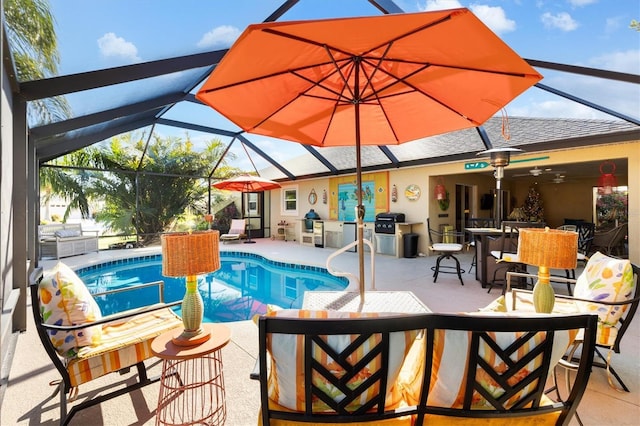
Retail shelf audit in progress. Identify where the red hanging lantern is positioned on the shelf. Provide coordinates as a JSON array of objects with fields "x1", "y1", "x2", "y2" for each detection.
[
  {"x1": 434, "y1": 177, "x2": 447, "y2": 200},
  {"x1": 597, "y1": 161, "x2": 618, "y2": 195}
]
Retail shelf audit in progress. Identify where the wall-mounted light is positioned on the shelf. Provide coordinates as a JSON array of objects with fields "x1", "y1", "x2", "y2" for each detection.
[
  {"x1": 434, "y1": 177, "x2": 447, "y2": 200},
  {"x1": 597, "y1": 160, "x2": 618, "y2": 195}
]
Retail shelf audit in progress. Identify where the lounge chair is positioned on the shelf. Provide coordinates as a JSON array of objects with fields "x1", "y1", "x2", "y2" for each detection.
[
  {"x1": 220, "y1": 219, "x2": 246, "y2": 243},
  {"x1": 30, "y1": 263, "x2": 183, "y2": 425}
]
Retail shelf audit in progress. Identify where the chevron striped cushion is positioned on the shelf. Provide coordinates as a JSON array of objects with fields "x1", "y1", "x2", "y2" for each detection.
[
  {"x1": 67, "y1": 308, "x2": 182, "y2": 387},
  {"x1": 264, "y1": 309, "x2": 419, "y2": 413},
  {"x1": 399, "y1": 316, "x2": 576, "y2": 410}
]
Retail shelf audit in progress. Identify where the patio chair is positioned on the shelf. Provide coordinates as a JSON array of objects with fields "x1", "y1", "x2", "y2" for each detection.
[
  {"x1": 427, "y1": 218, "x2": 465, "y2": 285},
  {"x1": 508, "y1": 253, "x2": 639, "y2": 392},
  {"x1": 414, "y1": 313, "x2": 597, "y2": 425},
  {"x1": 590, "y1": 222, "x2": 628, "y2": 257},
  {"x1": 465, "y1": 217, "x2": 496, "y2": 274},
  {"x1": 220, "y1": 218, "x2": 246, "y2": 243},
  {"x1": 256, "y1": 310, "x2": 429, "y2": 425},
  {"x1": 30, "y1": 263, "x2": 182, "y2": 425},
  {"x1": 564, "y1": 222, "x2": 595, "y2": 283},
  {"x1": 488, "y1": 221, "x2": 545, "y2": 294}
]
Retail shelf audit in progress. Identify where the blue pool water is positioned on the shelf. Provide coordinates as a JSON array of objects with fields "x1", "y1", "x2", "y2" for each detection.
[{"x1": 76, "y1": 252, "x2": 348, "y2": 323}]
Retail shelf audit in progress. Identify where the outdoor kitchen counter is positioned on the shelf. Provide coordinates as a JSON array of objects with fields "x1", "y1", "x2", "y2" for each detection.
[{"x1": 320, "y1": 220, "x2": 423, "y2": 257}]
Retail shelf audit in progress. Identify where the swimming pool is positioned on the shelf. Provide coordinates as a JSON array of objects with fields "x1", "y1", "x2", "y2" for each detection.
[{"x1": 76, "y1": 252, "x2": 348, "y2": 323}]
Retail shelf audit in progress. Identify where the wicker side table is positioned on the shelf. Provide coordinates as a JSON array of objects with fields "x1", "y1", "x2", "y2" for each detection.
[{"x1": 151, "y1": 323, "x2": 231, "y2": 426}]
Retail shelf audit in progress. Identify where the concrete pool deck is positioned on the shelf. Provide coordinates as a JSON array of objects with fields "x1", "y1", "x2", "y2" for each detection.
[{"x1": 2, "y1": 239, "x2": 639, "y2": 425}]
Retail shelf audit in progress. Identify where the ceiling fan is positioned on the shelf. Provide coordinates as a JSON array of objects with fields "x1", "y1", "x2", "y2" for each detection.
[
  {"x1": 552, "y1": 173, "x2": 565, "y2": 184},
  {"x1": 512, "y1": 166, "x2": 566, "y2": 178}
]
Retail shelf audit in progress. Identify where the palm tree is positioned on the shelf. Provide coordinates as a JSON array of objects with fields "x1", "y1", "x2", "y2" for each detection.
[{"x1": 3, "y1": 0, "x2": 71, "y2": 123}]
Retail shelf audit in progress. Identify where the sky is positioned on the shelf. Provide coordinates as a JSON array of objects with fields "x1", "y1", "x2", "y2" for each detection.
[{"x1": 45, "y1": 0, "x2": 639, "y2": 171}]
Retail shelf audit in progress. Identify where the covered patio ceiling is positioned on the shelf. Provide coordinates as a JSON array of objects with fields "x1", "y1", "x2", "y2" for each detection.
[{"x1": 10, "y1": 0, "x2": 640, "y2": 182}]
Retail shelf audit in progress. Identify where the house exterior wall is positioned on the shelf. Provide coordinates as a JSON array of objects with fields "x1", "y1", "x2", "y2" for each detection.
[
  {"x1": 270, "y1": 141, "x2": 639, "y2": 264},
  {"x1": 1, "y1": 45, "x2": 16, "y2": 379}
]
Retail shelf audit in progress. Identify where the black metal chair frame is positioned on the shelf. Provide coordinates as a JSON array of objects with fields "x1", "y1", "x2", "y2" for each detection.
[
  {"x1": 488, "y1": 220, "x2": 545, "y2": 294},
  {"x1": 590, "y1": 223, "x2": 628, "y2": 257},
  {"x1": 29, "y1": 267, "x2": 181, "y2": 426},
  {"x1": 509, "y1": 262, "x2": 640, "y2": 393},
  {"x1": 257, "y1": 313, "x2": 597, "y2": 426},
  {"x1": 257, "y1": 314, "x2": 430, "y2": 424},
  {"x1": 427, "y1": 218, "x2": 465, "y2": 286},
  {"x1": 465, "y1": 218, "x2": 496, "y2": 274},
  {"x1": 560, "y1": 222, "x2": 595, "y2": 287}
]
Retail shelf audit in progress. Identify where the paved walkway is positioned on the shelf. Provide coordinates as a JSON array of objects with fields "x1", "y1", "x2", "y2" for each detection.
[{"x1": 2, "y1": 239, "x2": 638, "y2": 425}]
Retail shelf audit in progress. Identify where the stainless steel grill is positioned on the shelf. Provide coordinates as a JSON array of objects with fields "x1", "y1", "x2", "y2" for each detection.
[{"x1": 374, "y1": 213, "x2": 405, "y2": 234}]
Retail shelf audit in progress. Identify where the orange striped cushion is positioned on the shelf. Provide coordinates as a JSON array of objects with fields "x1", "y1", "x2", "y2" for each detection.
[
  {"x1": 265, "y1": 309, "x2": 419, "y2": 413},
  {"x1": 399, "y1": 320, "x2": 576, "y2": 409},
  {"x1": 67, "y1": 308, "x2": 182, "y2": 387}
]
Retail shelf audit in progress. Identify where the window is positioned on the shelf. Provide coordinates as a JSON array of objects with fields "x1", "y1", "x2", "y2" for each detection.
[
  {"x1": 281, "y1": 185, "x2": 298, "y2": 216},
  {"x1": 593, "y1": 186, "x2": 628, "y2": 229}
]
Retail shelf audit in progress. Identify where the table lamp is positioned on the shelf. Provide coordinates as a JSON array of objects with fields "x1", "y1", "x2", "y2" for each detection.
[
  {"x1": 161, "y1": 230, "x2": 220, "y2": 346},
  {"x1": 518, "y1": 227, "x2": 578, "y2": 313}
]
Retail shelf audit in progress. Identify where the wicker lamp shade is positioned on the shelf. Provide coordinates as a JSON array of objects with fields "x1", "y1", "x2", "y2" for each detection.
[
  {"x1": 518, "y1": 228, "x2": 578, "y2": 270},
  {"x1": 518, "y1": 227, "x2": 578, "y2": 313},
  {"x1": 161, "y1": 230, "x2": 220, "y2": 346},
  {"x1": 162, "y1": 230, "x2": 220, "y2": 277}
]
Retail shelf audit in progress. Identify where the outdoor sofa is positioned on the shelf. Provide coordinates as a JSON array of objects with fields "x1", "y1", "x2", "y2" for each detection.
[{"x1": 39, "y1": 223, "x2": 99, "y2": 259}]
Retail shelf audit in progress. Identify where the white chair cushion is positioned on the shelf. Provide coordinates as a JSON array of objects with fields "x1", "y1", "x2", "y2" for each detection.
[
  {"x1": 432, "y1": 243, "x2": 462, "y2": 252},
  {"x1": 490, "y1": 250, "x2": 520, "y2": 262}
]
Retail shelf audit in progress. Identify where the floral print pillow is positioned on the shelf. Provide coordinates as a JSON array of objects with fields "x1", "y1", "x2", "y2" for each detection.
[
  {"x1": 39, "y1": 262, "x2": 103, "y2": 358},
  {"x1": 573, "y1": 251, "x2": 635, "y2": 346}
]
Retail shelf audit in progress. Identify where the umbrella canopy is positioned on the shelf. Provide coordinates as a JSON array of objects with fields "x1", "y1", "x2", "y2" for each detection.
[
  {"x1": 213, "y1": 175, "x2": 280, "y2": 243},
  {"x1": 197, "y1": 8, "x2": 543, "y2": 300},
  {"x1": 212, "y1": 175, "x2": 281, "y2": 192}
]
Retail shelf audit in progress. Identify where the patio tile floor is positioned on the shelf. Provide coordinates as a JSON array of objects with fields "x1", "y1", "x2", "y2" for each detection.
[{"x1": 2, "y1": 239, "x2": 638, "y2": 425}]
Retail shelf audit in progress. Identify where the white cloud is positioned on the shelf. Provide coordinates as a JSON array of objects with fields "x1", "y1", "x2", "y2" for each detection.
[
  {"x1": 418, "y1": 1, "x2": 516, "y2": 34},
  {"x1": 420, "y1": 0, "x2": 463, "y2": 11},
  {"x1": 469, "y1": 5, "x2": 516, "y2": 34},
  {"x1": 567, "y1": 0, "x2": 597, "y2": 7},
  {"x1": 541, "y1": 12, "x2": 579, "y2": 31},
  {"x1": 510, "y1": 67, "x2": 639, "y2": 120},
  {"x1": 97, "y1": 33, "x2": 141, "y2": 62},
  {"x1": 197, "y1": 25, "x2": 241, "y2": 49},
  {"x1": 510, "y1": 99, "x2": 608, "y2": 119},
  {"x1": 590, "y1": 49, "x2": 640, "y2": 74}
]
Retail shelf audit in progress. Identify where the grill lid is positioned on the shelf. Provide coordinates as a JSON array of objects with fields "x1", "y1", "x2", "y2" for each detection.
[{"x1": 375, "y1": 212, "x2": 405, "y2": 222}]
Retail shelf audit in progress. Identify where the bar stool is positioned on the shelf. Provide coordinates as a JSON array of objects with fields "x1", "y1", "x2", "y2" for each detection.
[{"x1": 427, "y1": 218, "x2": 464, "y2": 285}]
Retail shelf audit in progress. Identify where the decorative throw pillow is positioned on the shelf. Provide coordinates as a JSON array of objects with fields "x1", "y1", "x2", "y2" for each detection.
[
  {"x1": 55, "y1": 229, "x2": 82, "y2": 238},
  {"x1": 478, "y1": 295, "x2": 507, "y2": 312},
  {"x1": 264, "y1": 309, "x2": 419, "y2": 412},
  {"x1": 39, "y1": 262, "x2": 103, "y2": 358},
  {"x1": 573, "y1": 251, "x2": 635, "y2": 346},
  {"x1": 399, "y1": 312, "x2": 576, "y2": 409}
]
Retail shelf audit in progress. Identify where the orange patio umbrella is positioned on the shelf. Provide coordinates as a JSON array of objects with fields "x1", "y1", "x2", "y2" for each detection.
[
  {"x1": 196, "y1": 8, "x2": 543, "y2": 301},
  {"x1": 212, "y1": 175, "x2": 281, "y2": 243}
]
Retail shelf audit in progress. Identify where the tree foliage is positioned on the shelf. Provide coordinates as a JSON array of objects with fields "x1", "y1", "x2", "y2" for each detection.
[
  {"x1": 3, "y1": 0, "x2": 71, "y2": 124},
  {"x1": 41, "y1": 132, "x2": 240, "y2": 243}
]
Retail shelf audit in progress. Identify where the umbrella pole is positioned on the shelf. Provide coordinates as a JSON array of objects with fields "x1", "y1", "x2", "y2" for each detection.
[
  {"x1": 243, "y1": 185, "x2": 256, "y2": 244},
  {"x1": 355, "y1": 111, "x2": 365, "y2": 305},
  {"x1": 353, "y1": 61, "x2": 366, "y2": 305}
]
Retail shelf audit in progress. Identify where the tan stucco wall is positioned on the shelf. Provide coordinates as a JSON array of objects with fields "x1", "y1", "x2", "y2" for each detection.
[{"x1": 271, "y1": 140, "x2": 639, "y2": 264}]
